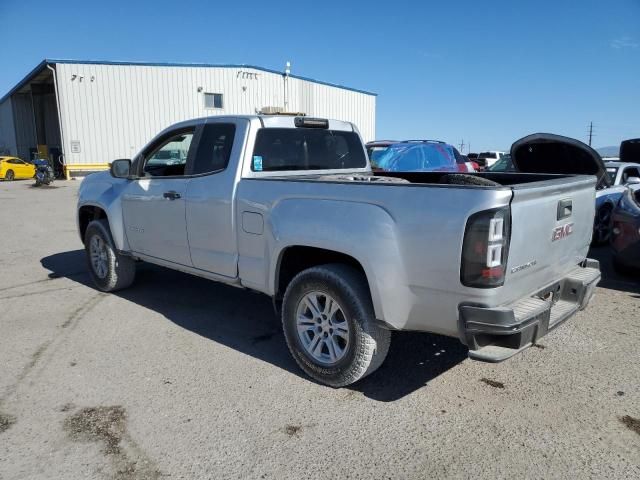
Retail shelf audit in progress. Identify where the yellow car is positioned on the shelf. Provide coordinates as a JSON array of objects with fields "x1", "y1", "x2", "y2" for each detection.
[{"x1": 0, "y1": 156, "x2": 36, "y2": 181}]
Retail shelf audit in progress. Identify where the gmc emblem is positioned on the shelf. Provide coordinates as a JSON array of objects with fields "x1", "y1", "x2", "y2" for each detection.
[{"x1": 551, "y1": 223, "x2": 574, "y2": 242}]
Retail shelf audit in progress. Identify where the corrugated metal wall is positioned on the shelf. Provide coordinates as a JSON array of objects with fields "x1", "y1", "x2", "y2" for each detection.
[
  {"x1": 0, "y1": 99, "x2": 17, "y2": 155},
  {"x1": 55, "y1": 63, "x2": 376, "y2": 166}
]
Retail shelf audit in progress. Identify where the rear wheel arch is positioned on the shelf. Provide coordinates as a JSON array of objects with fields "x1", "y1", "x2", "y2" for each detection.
[{"x1": 274, "y1": 246, "x2": 380, "y2": 315}]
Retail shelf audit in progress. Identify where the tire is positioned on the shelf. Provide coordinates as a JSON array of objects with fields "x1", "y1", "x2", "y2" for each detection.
[
  {"x1": 439, "y1": 173, "x2": 501, "y2": 187},
  {"x1": 592, "y1": 203, "x2": 613, "y2": 246},
  {"x1": 281, "y1": 263, "x2": 391, "y2": 387},
  {"x1": 5, "y1": 169, "x2": 14, "y2": 181},
  {"x1": 84, "y1": 219, "x2": 136, "y2": 292}
]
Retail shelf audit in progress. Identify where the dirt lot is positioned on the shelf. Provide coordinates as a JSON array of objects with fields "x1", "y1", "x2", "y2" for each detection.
[{"x1": 0, "y1": 179, "x2": 639, "y2": 479}]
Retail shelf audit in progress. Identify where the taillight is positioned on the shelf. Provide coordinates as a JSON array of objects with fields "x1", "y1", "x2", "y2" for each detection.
[
  {"x1": 457, "y1": 163, "x2": 469, "y2": 172},
  {"x1": 461, "y1": 207, "x2": 511, "y2": 288}
]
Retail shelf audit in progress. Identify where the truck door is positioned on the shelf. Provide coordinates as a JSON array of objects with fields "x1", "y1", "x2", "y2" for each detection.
[
  {"x1": 121, "y1": 127, "x2": 196, "y2": 266},
  {"x1": 185, "y1": 119, "x2": 247, "y2": 278}
]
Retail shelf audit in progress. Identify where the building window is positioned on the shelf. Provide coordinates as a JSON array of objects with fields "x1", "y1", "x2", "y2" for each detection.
[{"x1": 204, "y1": 93, "x2": 223, "y2": 109}]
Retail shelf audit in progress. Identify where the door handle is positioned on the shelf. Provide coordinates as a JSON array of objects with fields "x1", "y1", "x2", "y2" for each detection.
[
  {"x1": 557, "y1": 198, "x2": 572, "y2": 220},
  {"x1": 163, "y1": 191, "x2": 181, "y2": 200}
]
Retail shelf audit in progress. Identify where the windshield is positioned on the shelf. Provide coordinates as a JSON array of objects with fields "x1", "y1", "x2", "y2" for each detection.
[
  {"x1": 487, "y1": 154, "x2": 514, "y2": 172},
  {"x1": 252, "y1": 128, "x2": 366, "y2": 171},
  {"x1": 606, "y1": 167, "x2": 618, "y2": 183},
  {"x1": 369, "y1": 143, "x2": 457, "y2": 171}
]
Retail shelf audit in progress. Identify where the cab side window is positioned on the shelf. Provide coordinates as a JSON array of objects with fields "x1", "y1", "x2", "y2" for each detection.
[
  {"x1": 142, "y1": 131, "x2": 194, "y2": 177},
  {"x1": 191, "y1": 123, "x2": 236, "y2": 175}
]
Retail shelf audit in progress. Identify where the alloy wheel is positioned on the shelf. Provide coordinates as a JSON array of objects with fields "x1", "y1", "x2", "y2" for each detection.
[
  {"x1": 89, "y1": 235, "x2": 109, "y2": 279},
  {"x1": 295, "y1": 291, "x2": 350, "y2": 365}
]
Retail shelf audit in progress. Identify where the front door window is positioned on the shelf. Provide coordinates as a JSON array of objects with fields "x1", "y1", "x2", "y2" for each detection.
[{"x1": 142, "y1": 132, "x2": 194, "y2": 177}]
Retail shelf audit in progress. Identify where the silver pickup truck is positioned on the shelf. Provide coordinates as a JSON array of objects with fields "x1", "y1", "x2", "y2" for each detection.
[{"x1": 77, "y1": 115, "x2": 601, "y2": 387}]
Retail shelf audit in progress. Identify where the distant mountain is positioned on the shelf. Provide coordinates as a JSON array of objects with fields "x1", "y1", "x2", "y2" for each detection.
[{"x1": 596, "y1": 146, "x2": 619, "y2": 158}]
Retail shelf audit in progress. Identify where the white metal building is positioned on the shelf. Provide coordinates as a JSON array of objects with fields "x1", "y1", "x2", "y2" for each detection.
[{"x1": 0, "y1": 59, "x2": 376, "y2": 177}]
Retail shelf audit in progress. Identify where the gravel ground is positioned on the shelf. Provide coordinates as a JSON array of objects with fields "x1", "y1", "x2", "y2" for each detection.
[{"x1": 0, "y1": 179, "x2": 638, "y2": 480}]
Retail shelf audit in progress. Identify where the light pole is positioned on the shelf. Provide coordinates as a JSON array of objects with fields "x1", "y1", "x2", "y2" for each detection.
[{"x1": 283, "y1": 61, "x2": 291, "y2": 112}]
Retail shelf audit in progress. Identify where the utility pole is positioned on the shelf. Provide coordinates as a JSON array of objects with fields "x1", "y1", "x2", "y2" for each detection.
[
  {"x1": 588, "y1": 121, "x2": 593, "y2": 146},
  {"x1": 459, "y1": 139, "x2": 465, "y2": 153}
]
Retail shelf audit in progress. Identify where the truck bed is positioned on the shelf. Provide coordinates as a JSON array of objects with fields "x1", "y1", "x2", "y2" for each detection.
[
  {"x1": 238, "y1": 171, "x2": 596, "y2": 335},
  {"x1": 256, "y1": 170, "x2": 590, "y2": 188}
]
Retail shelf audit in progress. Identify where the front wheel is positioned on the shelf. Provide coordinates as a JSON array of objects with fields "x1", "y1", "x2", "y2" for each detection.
[
  {"x1": 84, "y1": 219, "x2": 136, "y2": 292},
  {"x1": 281, "y1": 264, "x2": 391, "y2": 387}
]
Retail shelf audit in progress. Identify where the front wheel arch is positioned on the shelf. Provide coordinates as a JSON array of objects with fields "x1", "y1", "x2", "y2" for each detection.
[{"x1": 78, "y1": 205, "x2": 108, "y2": 243}]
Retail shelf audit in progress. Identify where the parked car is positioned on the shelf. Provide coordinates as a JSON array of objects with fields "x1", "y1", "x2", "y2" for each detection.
[
  {"x1": 366, "y1": 140, "x2": 475, "y2": 172},
  {"x1": 486, "y1": 153, "x2": 515, "y2": 172},
  {"x1": 78, "y1": 116, "x2": 600, "y2": 387},
  {"x1": 592, "y1": 155, "x2": 640, "y2": 245},
  {"x1": 477, "y1": 151, "x2": 507, "y2": 169},
  {"x1": 0, "y1": 156, "x2": 35, "y2": 181},
  {"x1": 611, "y1": 184, "x2": 640, "y2": 274},
  {"x1": 456, "y1": 152, "x2": 480, "y2": 172},
  {"x1": 604, "y1": 161, "x2": 640, "y2": 185}
]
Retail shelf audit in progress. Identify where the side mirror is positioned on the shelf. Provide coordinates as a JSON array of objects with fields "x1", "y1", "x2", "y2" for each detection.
[
  {"x1": 625, "y1": 176, "x2": 640, "y2": 185},
  {"x1": 110, "y1": 159, "x2": 132, "y2": 178}
]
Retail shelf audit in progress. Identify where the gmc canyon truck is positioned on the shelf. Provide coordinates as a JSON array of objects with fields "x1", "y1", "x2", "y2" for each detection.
[{"x1": 77, "y1": 115, "x2": 601, "y2": 387}]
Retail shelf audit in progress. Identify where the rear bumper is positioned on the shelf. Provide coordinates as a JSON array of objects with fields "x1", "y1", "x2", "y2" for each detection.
[{"x1": 459, "y1": 259, "x2": 601, "y2": 362}]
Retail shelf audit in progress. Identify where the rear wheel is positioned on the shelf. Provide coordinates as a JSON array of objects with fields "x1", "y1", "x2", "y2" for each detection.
[
  {"x1": 592, "y1": 203, "x2": 613, "y2": 245},
  {"x1": 84, "y1": 219, "x2": 136, "y2": 292},
  {"x1": 281, "y1": 264, "x2": 391, "y2": 387},
  {"x1": 5, "y1": 170, "x2": 14, "y2": 181}
]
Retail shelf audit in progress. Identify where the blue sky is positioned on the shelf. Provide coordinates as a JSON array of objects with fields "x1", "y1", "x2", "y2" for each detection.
[{"x1": 0, "y1": 0, "x2": 638, "y2": 151}]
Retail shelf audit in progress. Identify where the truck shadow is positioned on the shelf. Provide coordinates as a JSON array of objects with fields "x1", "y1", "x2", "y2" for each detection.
[{"x1": 41, "y1": 250, "x2": 467, "y2": 402}]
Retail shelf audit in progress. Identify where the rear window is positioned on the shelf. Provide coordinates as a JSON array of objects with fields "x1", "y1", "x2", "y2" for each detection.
[
  {"x1": 252, "y1": 128, "x2": 366, "y2": 171},
  {"x1": 479, "y1": 152, "x2": 498, "y2": 159},
  {"x1": 606, "y1": 167, "x2": 618, "y2": 183}
]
